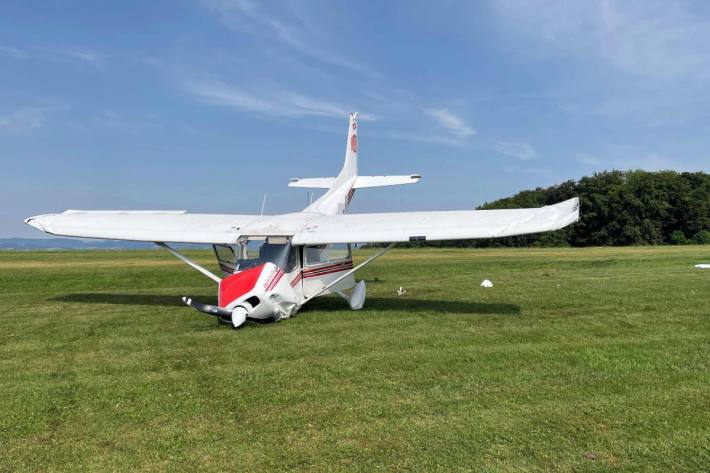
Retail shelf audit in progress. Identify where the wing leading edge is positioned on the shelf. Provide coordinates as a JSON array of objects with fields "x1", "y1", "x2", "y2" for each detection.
[{"x1": 292, "y1": 197, "x2": 580, "y2": 245}]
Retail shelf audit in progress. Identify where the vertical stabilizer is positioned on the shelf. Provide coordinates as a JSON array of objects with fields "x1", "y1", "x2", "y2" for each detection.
[
  {"x1": 340, "y1": 112, "x2": 358, "y2": 180},
  {"x1": 303, "y1": 112, "x2": 360, "y2": 215}
]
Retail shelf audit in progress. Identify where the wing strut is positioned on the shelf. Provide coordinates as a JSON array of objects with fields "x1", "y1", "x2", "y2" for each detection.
[
  {"x1": 302, "y1": 242, "x2": 396, "y2": 304},
  {"x1": 155, "y1": 242, "x2": 222, "y2": 284}
]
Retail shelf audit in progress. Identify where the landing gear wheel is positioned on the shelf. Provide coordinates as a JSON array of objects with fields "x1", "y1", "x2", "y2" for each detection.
[{"x1": 231, "y1": 306, "x2": 248, "y2": 329}]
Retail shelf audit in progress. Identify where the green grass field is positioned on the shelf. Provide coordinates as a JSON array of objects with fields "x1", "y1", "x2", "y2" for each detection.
[{"x1": 1, "y1": 246, "x2": 708, "y2": 472}]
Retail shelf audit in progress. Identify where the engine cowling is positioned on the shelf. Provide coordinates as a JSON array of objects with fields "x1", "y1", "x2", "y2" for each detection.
[{"x1": 218, "y1": 262, "x2": 298, "y2": 322}]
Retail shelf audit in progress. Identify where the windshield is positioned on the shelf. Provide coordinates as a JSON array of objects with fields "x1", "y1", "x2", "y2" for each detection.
[{"x1": 235, "y1": 241, "x2": 293, "y2": 271}]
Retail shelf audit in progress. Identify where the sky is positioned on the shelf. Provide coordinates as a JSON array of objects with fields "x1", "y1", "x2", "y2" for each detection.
[{"x1": 2, "y1": 0, "x2": 710, "y2": 238}]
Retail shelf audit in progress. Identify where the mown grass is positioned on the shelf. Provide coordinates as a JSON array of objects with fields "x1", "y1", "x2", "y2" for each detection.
[{"x1": 0, "y1": 246, "x2": 708, "y2": 472}]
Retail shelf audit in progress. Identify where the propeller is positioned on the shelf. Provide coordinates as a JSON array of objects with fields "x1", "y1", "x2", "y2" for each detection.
[{"x1": 181, "y1": 296, "x2": 247, "y2": 328}]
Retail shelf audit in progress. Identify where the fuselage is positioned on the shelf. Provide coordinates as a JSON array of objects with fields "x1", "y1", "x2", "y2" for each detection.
[{"x1": 212, "y1": 241, "x2": 356, "y2": 322}]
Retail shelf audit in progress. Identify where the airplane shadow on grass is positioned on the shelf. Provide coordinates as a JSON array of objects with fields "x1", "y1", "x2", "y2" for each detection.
[
  {"x1": 49, "y1": 293, "x2": 520, "y2": 316},
  {"x1": 303, "y1": 297, "x2": 520, "y2": 315},
  {"x1": 48, "y1": 293, "x2": 197, "y2": 307}
]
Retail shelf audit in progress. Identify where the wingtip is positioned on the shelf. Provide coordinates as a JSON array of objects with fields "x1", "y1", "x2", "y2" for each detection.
[
  {"x1": 24, "y1": 214, "x2": 54, "y2": 232},
  {"x1": 24, "y1": 216, "x2": 42, "y2": 230}
]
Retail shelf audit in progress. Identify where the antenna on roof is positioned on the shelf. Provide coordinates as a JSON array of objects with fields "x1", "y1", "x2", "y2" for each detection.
[{"x1": 260, "y1": 193, "x2": 267, "y2": 215}]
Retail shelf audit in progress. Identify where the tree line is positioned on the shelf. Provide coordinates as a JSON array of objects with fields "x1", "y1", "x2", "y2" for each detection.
[{"x1": 408, "y1": 170, "x2": 710, "y2": 248}]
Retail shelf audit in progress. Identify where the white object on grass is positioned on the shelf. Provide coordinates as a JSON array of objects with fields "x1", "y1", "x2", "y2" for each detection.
[
  {"x1": 480, "y1": 279, "x2": 493, "y2": 288},
  {"x1": 695, "y1": 264, "x2": 710, "y2": 269},
  {"x1": 397, "y1": 286, "x2": 407, "y2": 296}
]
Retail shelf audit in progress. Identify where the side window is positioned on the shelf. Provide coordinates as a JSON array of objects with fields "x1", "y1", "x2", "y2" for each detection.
[
  {"x1": 213, "y1": 244, "x2": 236, "y2": 264},
  {"x1": 304, "y1": 244, "x2": 351, "y2": 266}
]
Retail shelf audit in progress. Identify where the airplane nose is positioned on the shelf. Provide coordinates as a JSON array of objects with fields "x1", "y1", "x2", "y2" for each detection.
[{"x1": 231, "y1": 306, "x2": 248, "y2": 329}]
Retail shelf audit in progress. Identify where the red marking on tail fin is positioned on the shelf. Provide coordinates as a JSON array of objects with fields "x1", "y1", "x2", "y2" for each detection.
[{"x1": 350, "y1": 134, "x2": 357, "y2": 153}]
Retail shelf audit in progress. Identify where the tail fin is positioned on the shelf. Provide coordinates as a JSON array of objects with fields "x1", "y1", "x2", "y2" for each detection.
[
  {"x1": 302, "y1": 112, "x2": 360, "y2": 215},
  {"x1": 339, "y1": 112, "x2": 358, "y2": 179}
]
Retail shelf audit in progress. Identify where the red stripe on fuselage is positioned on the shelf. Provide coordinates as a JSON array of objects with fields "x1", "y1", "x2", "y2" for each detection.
[
  {"x1": 290, "y1": 272, "x2": 303, "y2": 287},
  {"x1": 266, "y1": 269, "x2": 284, "y2": 291},
  {"x1": 303, "y1": 262, "x2": 354, "y2": 279},
  {"x1": 302, "y1": 261, "x2": 352, "y2": 272}
]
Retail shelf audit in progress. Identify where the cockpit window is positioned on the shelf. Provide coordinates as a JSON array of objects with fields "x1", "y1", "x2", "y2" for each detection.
[{"x1": 235, "y1": 241, "x2": 294, "y2": 272}]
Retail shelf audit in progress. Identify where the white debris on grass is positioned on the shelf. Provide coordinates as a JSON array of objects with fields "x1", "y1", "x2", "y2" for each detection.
[
  {"x1": 695, "y1": 264, "x2": 710, "y2": 269},
  {"x1": 397, "y1": 286, "x2": 407, "y2": 296},
  {"x1": 480, "y1": 279, "x2": 493, "y2": 288}
]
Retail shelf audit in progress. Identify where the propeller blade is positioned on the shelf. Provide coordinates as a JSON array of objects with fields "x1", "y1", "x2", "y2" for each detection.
[{"x1": 182, "y1": 296, "x2": 232, "y2": 318}]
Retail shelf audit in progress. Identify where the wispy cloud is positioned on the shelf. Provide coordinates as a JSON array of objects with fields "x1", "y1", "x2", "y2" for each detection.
[
  {"x1": 503, "y1": 164, "x2": 548, "y2": 175},
  {"x1": 200, "y1": 0, "x2": 378, "y2": 78},
  {"x1": 38, "y1": 46, "x2": 106, "y2": 66},
  {"x1": 424, "y1": 108, "x2": 476, "y2": 140},
  {"x1": 186, "y1": 80, "x2": 372, "y2": 119},
  {"x1": 493, "y1": 0, "x2": 710, "y2": 81},
  {"x1": 0, "y1": 45, "x2": 28, "y2": 59},
  {"x1": 0, "y1": 107, "x2": 47, "y2": 134},
  {"x1": 491, "y1": 140, "x2": 538, "y2": 160},
  {"x1": 376, "y1": 129, "x2": 471, "y2": 147},
  {"x1": 0, "y1": 44, "x2": 106, "y2": 65},
  {"x1": 491, "y1": 0, "x2": 710, "y2": 124}
]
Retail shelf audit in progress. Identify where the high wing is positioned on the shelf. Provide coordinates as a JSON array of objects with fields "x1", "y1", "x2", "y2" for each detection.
[
  {"x1": 292, "y1": 198, "x2": 580, "y2": 245},
  {"x1": 24, "y1": 210, "x2": 260, "y2": 244},
  {"x1": 25, "y1": 198, "x2": 579, "y2": 245}
]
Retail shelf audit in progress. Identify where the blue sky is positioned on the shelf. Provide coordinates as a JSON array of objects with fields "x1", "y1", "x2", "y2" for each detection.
[{"x1": 2, "y1": 0, "x2": 710, "y2": 238}]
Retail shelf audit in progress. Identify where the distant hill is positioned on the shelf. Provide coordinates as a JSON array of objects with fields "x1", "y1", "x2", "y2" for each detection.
[
  {"x1": 414, "y1": 170, "x2": 710, "y2": 247},
  {"x1": 0, "y1": 238, "x2": 207, "y2": 250}
]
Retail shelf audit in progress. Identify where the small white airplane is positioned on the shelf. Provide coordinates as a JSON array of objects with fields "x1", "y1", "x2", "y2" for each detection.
[{"x1": 25, "y1": 113, "x2": 579, "y2": 328}]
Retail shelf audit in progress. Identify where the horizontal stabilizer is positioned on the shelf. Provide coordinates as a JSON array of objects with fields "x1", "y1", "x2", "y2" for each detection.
[
  {"x1": 289, "y1": 175, "x2": 421, "y2": 189},
  {"x1": 353, "y1": 175, "x2": 421, "y2": 188},
  {"x1": 288, "y1": 177, "x2": 335, "y2": 189}
]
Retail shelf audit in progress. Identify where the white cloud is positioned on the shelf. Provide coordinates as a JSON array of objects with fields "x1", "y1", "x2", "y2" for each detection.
[
  {"x1": 0, "y1": 45, "x2": 106, "y2": 65},
  {"x1": 38, "y1": 46, "x2": 106, "y2": 66},
  {"x1": 492, "y1": 0, "x2": 710, "y2": 82},
  {"x1": 492, "y1": 140, "x2": 538, "y2": 160},
  {"x1": 0, "y1": 45, "x2": 28, "y2": 59},
  {"x1": 200, "y1": 0, "x2": 377, "y2": 78},
  {"x1": 376, "y1": 129, "x2": 470, "y2": 147},
  {"x1": 503, "y1": 164, "x2": 548, "y2": 175},
  {"x1": 491, "y1": 0, "x2": 710, "y2": 125},
  {"x1": 0, "y1": 107, "x2": 47, "y2": 134},
  {"x1": 424, "y1": 108, "x2": 476, "y2": 139},
  {"x1": 186, "y1": 80, "x2": 372, "y2": 119}
]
